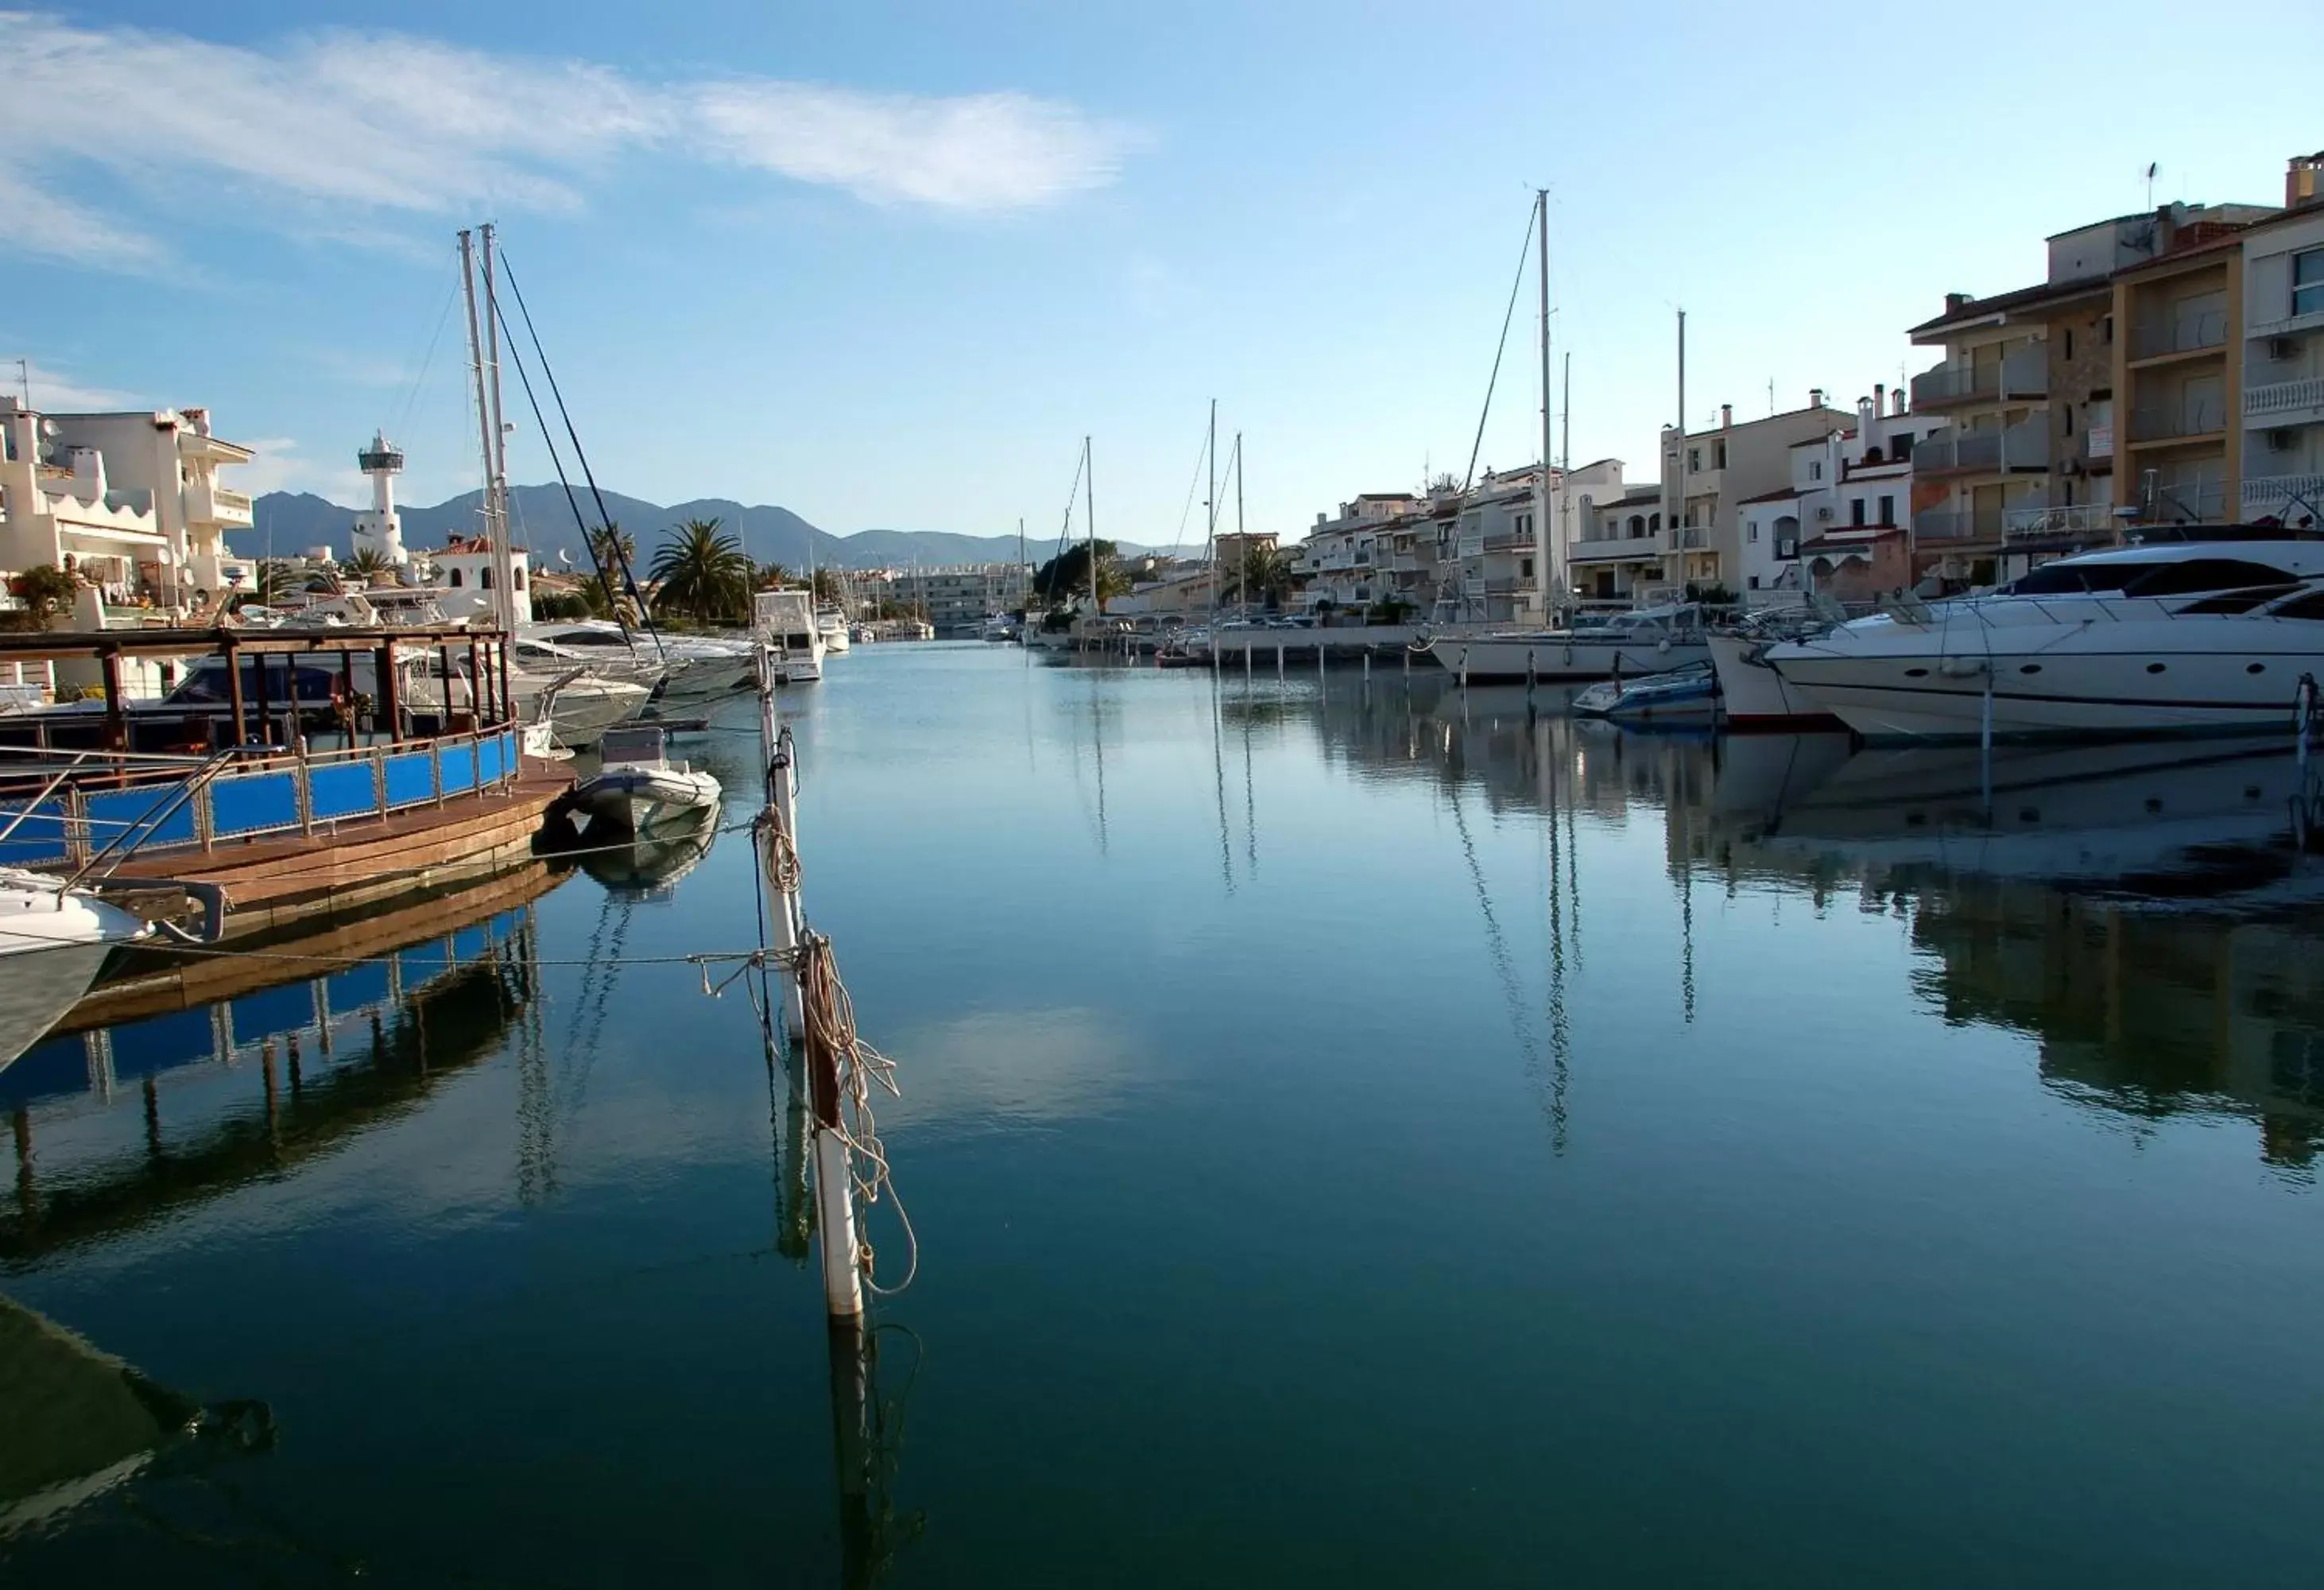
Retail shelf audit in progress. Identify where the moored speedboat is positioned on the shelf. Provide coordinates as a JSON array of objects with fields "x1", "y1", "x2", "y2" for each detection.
[
  {"x1": 1764, "y1": 531, "x2": 2324, "y2": 742},
  {"x1": 1707, "y1": 607, "x2": 1845, "y2": 731},
  {"x1": 1572, "y1": 659, "x2": 1720, "y2": 720},
  {"x1": 565, "y1": 726, "x2": 722, "y2": 838},
  {"x1": 819, "y1": 607, "x2": 853, "y2": 654},
  {"x1": 1425, "y1": 605, "x2": 1710, "y2": 682},
  {"x1": 0, "y1": 868, "x2": 153, "y2": 1071},
  {"x1": 754, "y1": 591, "x2": 826, "y2": 683}
]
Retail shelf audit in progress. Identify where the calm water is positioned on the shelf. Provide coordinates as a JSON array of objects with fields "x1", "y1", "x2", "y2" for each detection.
[{"x1": 7, "y1": 642, "x2": 2324, "y2": 1585}]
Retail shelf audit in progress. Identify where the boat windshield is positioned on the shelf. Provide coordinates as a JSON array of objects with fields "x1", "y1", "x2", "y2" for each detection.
[{"x1": 2006, "y1": 557, "x2": 2297, "y2": 597}]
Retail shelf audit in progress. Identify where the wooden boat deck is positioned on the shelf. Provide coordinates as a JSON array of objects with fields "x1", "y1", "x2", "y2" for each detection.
[{"x1": 91, "y1": 758, "x2": 573, "y2": 933}]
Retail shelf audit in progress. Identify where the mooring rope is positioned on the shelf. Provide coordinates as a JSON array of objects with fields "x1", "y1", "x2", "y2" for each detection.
[{"x1": 797, "y1": 931, "x2": 916, "y2": 1297}]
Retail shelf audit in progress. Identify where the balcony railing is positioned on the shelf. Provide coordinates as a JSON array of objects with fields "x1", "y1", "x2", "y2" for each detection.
[
  {"x1": 2151, "y1": 482, "x2": 2228, "y2": 522},
  {"x1": 2243, "y1": 473, "x2": 2324, "y2": 512},
  {"x1": 1568, "y1": 537, "x2": 1658, "y2": 563},
  {"x1": 1911, "y1": 509, "x2": 1981, "y2": 542},
  {"x1": 2128, "y1": 398, "x2": 2228, "y2": 444},
  {"x1": 2002, "y1": 502, "x2": 2120, "y2": 543},
  {"x1": 2130, "y1": 310, "x2": 2228, "y2": 361},
  {"x1": 1908, "y1": 344, "x2": 2047, "y2": 409},
  {"x1": 2246, "y1": 378, "x2": 2324, "y2": 424},
  {"x1": 1915, "y1": 418, "x2": 2049, "y2": 475}
]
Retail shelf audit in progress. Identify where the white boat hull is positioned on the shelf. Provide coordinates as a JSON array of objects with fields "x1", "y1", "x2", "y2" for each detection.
[
  {"x1": 569, "y1": 766, "x2": 722, "y2": 836},
  {"x1": 1429, "y1": 633, "x2": 1710, "y2": 681},
  {"x1": 1706, "y1": 633, "x2": 1842, "y2": 729},
  {"x1": 0, "y1": 874, "x2": 151, "y2": 1071},
  {"x1": 1768, "y1": 630, "x2": 2324, "y2": 741}
]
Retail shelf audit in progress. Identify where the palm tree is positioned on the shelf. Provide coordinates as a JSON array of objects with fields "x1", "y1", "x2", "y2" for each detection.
[
  {"x1": 1223, "y1": 544, "x2": 1295, "y2": 611},
  {"x1": 588, "y1": 524, "x2": 637, "y2": 572},
  {"x1": 755, "y1": 561, "x2": 793, "y2": 591},
  {"x1": 649, "y1": 518, "x2": 752, "y2": 624},
  {"x1": 343, "y1": 547, "x2": 391, "y2": 582},
  {"x1": 250, "y1": 559, "x2": 296, "y2": 605},
  {"x1": 811, "y1": 567, "x2": 844, "y2": 605}
]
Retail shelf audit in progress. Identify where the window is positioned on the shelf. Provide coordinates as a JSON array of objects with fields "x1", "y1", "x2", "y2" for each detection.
[
  {"x1": 448, "y1": 568, "x2": 463, "y2": 587},
  {"x1": 482, "y1": 567, "x2": 495, "y2": 589},
  {"x1": 2100, "y1": 314, "x2": 2114, "y2": 345},
  {"x1": 1850, "y1": 498, "x2": 1867, "y2": 526},
  {"x1": 1648, "y1": 513, "x2": 1661, "y2": 532},
  {"x1": 2297, "y1": 248, "x2": 2324, "y2": 318},
  {"x1": 1687, "y1": 448, "x2": 1701, "y2": 472},
  {"x1": 1714, "y1": 440, "x2": 1728, "y2": 469},
  {"x1": 1892, "y1": 432, "x2": 1913, "y2": 463},
  {"x1": 1748, "y1": 522, "x2": 1759, "y2": 543},
  {"x1": 513, "y1": 566, "x2": 525, "y2": 590},
  {"x1": 1879, "y1": 494, "x2": 1895, "y2": 525},
  {"x1": 2063, "y1": 328, "x2": 2074, "y2": 359},
  {"x1": 1520, "y1": 558, "x2": 1534, "y2": 579},
  {"x1": 1809, "y1": 461, "x2": 1823, "y2": 482}
]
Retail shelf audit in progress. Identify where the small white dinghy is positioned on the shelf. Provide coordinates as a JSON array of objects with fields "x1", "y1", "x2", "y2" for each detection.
[
  {"x1": 0, "y1": 867, "x2": 153, "y2": 1072},
  {"x1": 1571, "y1": 659, "x2": 1722, "y2": 722},
  {"x1": 567, "y1": 726, "x2": 722, "y2": 840}
]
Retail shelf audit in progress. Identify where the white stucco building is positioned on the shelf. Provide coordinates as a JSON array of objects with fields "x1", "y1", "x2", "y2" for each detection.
[
  {"x1": 1735, "y1": 388, "x2": 1947, "y2": 599},
  {"x1": 2240, "y1": 154, "x2": 2324, "y2": 522},
  {"x1": 427, "y1": 534, "x2": 534, "y2": 625},
  {"x1": 0, "y1": 397, "x2": 258, "y2": 622}
]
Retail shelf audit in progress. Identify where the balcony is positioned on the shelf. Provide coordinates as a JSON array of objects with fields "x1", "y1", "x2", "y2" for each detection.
[
  {"x1": 2127, "y1": 397, "x2": 2228, "y2": 445},
  {"x1": 2243, "y1": 473, "x2": 2324, "y2": 513},
  {"x1": 1911, "y1": 508, "x2": 1997, "y2": 545},
  {"x1": 2002, "y1": 502, "x2": 2119, "y2": 544},
  {"x1": 1568, "y1": 537, "x2": 1660, "y2": 564},
  {"x1": 1908, "y1": 345, "x2": 2047, "y2": 409},
  {"x1": 2245, "y1": 378, "x2": 2324, "y2": 427},
  {"x1": 2152, "y1": 482, "x2": 2228, "y2": 522},
  {"x1": 2130, "y1": 309, "x2": 2228, "y2": 363},
  {"x1": 1913, "y1": 419, "x2": 2049, "y2": 477},
  {"x1": 187, "y1": 479, "x2": 254, "y2": 527}
]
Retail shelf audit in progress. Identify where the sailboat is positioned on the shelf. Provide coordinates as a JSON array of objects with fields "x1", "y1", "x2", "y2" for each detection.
[{"x1": 1421, "y1": 192, "x2": 1711, "y2": 683}]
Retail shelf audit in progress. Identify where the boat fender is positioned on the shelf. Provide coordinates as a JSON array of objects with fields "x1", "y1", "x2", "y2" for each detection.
[
  {"x1": 1936, "y1": 657, "x2": 1989, "y2": 678},
  {"x1": 1563, "y1": 646, "x2": 1574, "y2": 667},
  {"x1": 1657, "y1": 638, "x2": 1671, "y2": 653}
]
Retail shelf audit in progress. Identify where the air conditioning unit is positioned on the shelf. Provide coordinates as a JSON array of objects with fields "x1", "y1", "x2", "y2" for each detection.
[
  {"x1": 1777, "y1": 541, "x2": 1799, "y2": 559},
  {"x1": 2268, "y1": 336, "x2": 2299, "y2": 362},
  {"x1": 1815, "y1": 506, "x2": 1834, "y2": 521}
]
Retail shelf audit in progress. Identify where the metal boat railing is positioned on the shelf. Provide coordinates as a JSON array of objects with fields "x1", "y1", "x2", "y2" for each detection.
[{"x1": 0, "y1": 725, "x2": 523, "y2": 868}]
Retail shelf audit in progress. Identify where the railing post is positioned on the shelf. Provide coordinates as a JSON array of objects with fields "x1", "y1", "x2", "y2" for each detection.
[
  {"x1": 64, "y1": 785, "x2": 88, "y2": 867},
  {"x1": 432, "y1": 738, "x2": 444, "y2": 808},
  {"x1": 374, "y1": 745, "x2": 388, "y2": 817},
  {"x1": 296, "y1": 736, "x2": 314, "y2": 837}
]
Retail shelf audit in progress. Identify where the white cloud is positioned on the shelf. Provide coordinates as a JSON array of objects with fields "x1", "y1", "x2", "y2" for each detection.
[
  {"x1": 0, "y1": 357, "x2": 143, "y2": 411},
  {"x1": 0, "y1": 15, "x2": 1132, "y2": 268},
  {"x1": 232, "y1": 436, "x2": 365, "y2": 504}
]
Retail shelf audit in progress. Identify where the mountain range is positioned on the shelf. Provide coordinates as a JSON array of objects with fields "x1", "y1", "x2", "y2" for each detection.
[{"x1": 238, "y1": 487, "x2": 1148, "y2": 571}]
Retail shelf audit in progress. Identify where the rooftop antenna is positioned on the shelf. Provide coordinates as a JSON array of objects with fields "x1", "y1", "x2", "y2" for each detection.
[{"x1": 14, "y1": 359, "x2": 27, "y2": 408}]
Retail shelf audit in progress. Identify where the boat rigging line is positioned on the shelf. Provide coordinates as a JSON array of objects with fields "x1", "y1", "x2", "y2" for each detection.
[
  {"x1": 1462, "y1": 194, "x2": 1543, "y2": 494},
  {"x1": 494, "y1": 248, "x2": 665, "y2": 665}
]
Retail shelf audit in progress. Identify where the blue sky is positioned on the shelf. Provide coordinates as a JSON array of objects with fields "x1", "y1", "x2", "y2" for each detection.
[{"x1": 3, "y1": 2, "x2": 2316, "y2": 551}]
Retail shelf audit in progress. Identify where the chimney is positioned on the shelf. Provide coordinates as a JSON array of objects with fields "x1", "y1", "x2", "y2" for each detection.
[
  {"x1": 1810, "y1": 387, "x2": 1826, "y2": 409},
  {"x1": 1874, "y1": 382, "x2": 1886, "y2": 417},
  {"x1": 1944, "y1": 292, "x2": 1970, "y2": 315},
  {"x1": 1720, "y1": 403, "x2": 1733, "y2": 429},
  {"x1": 2292, "y1": 151, "x2": 2324, "y2": 211}
]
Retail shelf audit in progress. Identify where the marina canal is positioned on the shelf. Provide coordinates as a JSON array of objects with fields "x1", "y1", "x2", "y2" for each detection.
[{"x1": 7, "y1": 641, "x2": 2324, "y2": 1585}]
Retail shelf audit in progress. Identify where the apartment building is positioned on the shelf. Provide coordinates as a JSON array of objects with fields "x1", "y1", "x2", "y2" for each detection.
[
  {"x1": 1655, "y1": 399, "x2": 1853, "y2": 592},
  {"x1": 1908, "y1": 198, "x2": 2277, "y2": 584},
  {"x1": 1437, "y1": 467, "x2": 1540, "y2": 624},
  {"x1": 1567, "y1": 479, "x2": 1664, "y2": 603},
  {"x1": 0, "y1": 396, "x2": 257, "y2": 617},
  {"x1": 2238, "y1": 153, "x2": 2324, "y2": 524},
  {"x1": 870, "y1": 562, "x2": 1031, "y2": 631},
  {"x1": 1737, "y1": 390, "x2": 1947, "y2": 599}
]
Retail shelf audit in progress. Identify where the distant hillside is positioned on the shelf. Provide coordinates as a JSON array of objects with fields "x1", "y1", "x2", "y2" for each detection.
[{"x1": 243, "y1": 487, "x2": 1150, "y2": 569}]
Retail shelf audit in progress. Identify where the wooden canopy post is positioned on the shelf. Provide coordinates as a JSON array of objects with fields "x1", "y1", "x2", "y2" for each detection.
[
  {"x1": 339, "y1": 650, "x2": 357, "y2": 747},
  {"x1": 225, "y1": 635, "x2": 247, "y2": 749},
  {"x1": 379, "y1": 639, "x2": 402, "y2": 744},
  {"x1": 99, "y1": 647, "x2": 126, "y2": 756},
  {"x1": 253, "y1": 646, "x2": 273, "y2": 748}
]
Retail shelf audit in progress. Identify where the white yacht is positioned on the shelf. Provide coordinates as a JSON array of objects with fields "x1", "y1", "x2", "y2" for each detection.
[
  {"x1": 523, "y1": 621, "x2": 751, "y2": 697},
  {"x1": 1423, "y1": 605, "x2": 1711, "y2": 682},
  {"x1": 818, "y1": 607, "x2": 852, "y2": 655},
  {"x1": 1706, "y1": 605, "x2": 1846, "y2": 731},
  {"x1": 1762, "y1": 534, "x2": 2324, "y2": 741},
  {"x1": 754, "y1": 591, "x2": 825, "y2": 683},
  {"x1": 0, "y1": 869, "x2": 152, "y2": 1070}
]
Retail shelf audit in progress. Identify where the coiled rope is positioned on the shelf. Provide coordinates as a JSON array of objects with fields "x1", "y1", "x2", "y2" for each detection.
[{"x1": 797, "y1": 931, "x2": 916, "y2": 1296}]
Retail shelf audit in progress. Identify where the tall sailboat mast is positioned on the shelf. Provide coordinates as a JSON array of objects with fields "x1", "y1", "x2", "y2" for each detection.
[
  {"x1": 457, "y1": 231, "x2": 500, "y2": 634},
  {"x1": 479, "y1": 225, "x2": 517, "y2": 635},
  {"x1": 1206, "y1": 398, "x2": 1218, "y2": 629},
  {"x1": 1535, "y1": 188, "x2": 1559, "y2": 625},
  {"x1": 1083, "y1": 436, "x2": 1098, "y2": 613}
]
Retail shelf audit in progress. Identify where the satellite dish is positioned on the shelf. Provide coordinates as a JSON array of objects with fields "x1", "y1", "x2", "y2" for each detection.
[{"x1": 38, "y1": 418, "x2": 59, "y2": 438}]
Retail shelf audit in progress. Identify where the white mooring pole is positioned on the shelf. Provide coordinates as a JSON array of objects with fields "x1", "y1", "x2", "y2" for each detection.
[{"x1": 757, "y1": 645, "x2": 806, "y2": 1039}]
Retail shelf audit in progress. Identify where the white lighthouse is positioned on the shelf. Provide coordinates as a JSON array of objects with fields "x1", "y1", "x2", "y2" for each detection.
[{"x1": 351, "y1": 429, "x2": 409, "y2": 567}]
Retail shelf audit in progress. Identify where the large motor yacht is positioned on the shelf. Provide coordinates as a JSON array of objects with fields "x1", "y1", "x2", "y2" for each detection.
[{"x1": 1761, "y1": 530, "x2": 2324, "y2": 741}]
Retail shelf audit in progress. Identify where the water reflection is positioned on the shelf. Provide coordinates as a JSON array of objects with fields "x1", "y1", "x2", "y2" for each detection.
[
  {"x1": 2, "y1": 864, "x2": 563, "y2": 1265},
  {"x1": 1270, "y1": 668, "x2": 2324, "y2": 1171}
]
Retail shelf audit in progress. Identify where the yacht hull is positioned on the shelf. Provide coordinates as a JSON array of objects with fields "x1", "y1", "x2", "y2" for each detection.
[
  {"x1": 0, "y1": 882, "x2": 150, "y2": 1070},
  {"x1": 1768, "y1": 640, "x2": 2322, "y2": 741},
  {"x1": 1706, "y1": 633, "x2": 1842, "y2": 730},
  {"x1": 1428, "y1": 634, "x2": 1710, "y2": 682}
]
